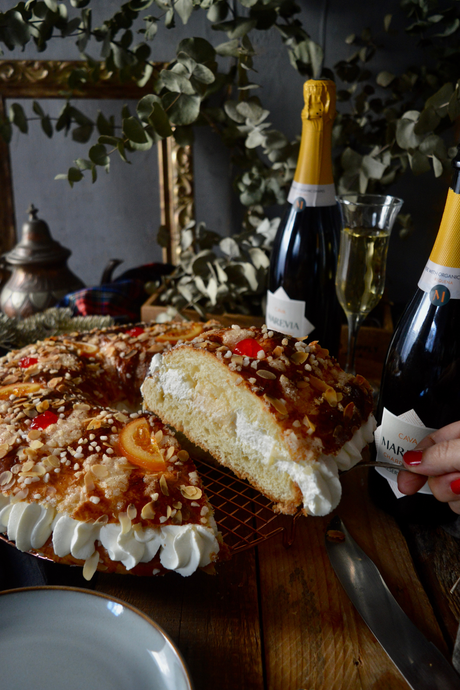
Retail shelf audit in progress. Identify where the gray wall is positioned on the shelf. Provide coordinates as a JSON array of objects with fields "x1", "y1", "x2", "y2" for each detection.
[{"x1": 3, "y1": 0, "x2": 448, "y2": 307}]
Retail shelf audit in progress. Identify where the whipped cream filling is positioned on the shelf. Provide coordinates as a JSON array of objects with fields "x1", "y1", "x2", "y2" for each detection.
[
  {"x1": 237, "y1": 412, "x2": 376, "y2": 516},
  {"x1": 147, "y1": 355, "x2": 376, "y2": 517},
  {"x1": 0, "y1": 494, "x2": 219, "y2": 579}
]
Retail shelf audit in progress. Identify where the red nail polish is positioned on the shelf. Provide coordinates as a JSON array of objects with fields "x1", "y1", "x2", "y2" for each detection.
[
  {"x1": 403, "y1": 450, "x2": 423, "y2": 466},
  {"x1": 451, "y1": 479, "x2": 460, "y2": 495}
]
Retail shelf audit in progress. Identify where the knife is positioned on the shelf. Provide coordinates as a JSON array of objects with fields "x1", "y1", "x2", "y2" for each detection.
[{"x1": 325, "y1": 515, "x2": 460, "y2": 689}]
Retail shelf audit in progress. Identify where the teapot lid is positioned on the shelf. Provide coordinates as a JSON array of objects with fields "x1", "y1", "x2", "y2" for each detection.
[{"x1": 4, "y1": 205, "x2": 71, "y2": 266}]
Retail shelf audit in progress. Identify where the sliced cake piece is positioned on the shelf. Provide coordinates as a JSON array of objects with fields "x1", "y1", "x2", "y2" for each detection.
[{"x1": 141, "y1": 325, "x2": 376, "y2": 517}]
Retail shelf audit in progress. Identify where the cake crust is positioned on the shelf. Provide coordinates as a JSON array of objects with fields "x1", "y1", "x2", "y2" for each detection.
[
  {"x1": 0, "y1": 321, "x2": 226, "y2": 578},
  {"x1": 142, "y1": 325, "x2": 376, "y2": 516}
]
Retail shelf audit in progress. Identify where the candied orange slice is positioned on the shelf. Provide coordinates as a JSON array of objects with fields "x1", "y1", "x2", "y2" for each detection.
[
  {"x1": 118, "y1": 418, "x2": 166, "y2": 472},
  {"x1": 0, "y1": 383, "x2": 41, "y2": 399},
  {"x1": 156, "y1": 323, "x2": 203, "y2": 343}
]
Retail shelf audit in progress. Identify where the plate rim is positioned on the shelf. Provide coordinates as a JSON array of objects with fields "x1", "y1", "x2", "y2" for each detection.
[{"x1": 0, "y1": 585, "x2": 194, "y2": 690}]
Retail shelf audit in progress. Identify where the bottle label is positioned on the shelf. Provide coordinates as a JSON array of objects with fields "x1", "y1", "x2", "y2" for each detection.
[
  {"x1": 375, "y1": 408, "x2": 436, "y2": 497},
  {"x1": 266, "y1": 286, "x2": 315, "y2": 338},
  {"x1": 287, "y1": 181, "x2": 336, "y2": 207},
  {"x1": 418, "y1": 260, "x2": 460, "y2": 300}
]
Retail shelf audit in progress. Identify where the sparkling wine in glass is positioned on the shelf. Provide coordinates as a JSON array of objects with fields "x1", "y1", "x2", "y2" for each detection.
[{"x1": 335, "y1": 194, "x2": 403, "y2": 374}]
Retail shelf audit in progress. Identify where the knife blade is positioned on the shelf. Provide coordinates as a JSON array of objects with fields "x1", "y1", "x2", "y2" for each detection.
[{"x1": 325, "y1": 515, "x2": 460, "y2": 689}]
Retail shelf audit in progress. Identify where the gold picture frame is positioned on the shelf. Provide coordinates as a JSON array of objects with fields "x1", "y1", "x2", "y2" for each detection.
[{"x1": 0, "y1": 59, "x2": 194, "y2": 266}]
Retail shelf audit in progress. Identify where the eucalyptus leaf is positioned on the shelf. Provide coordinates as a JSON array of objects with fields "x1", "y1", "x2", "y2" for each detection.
[
  {"x1": 178, "y1": 37, "x2": 216, "y2": 63},
  {"x1": 9, "y1": 103, "x2": 28, "y2": 133},
  {"x1": 215, "y1": 39, "x2": 240, "y2": 57},
  {"x1": 149, "y1": 103, "x2": 173, "y2": 137},
  {"x1": 211, "y1": 18, "x2": 257, "y2": 39},
  {"x1": 395, "y1": 117, "x2": 422, "y2": 150},
  {"x1": 123, "y1": 116, "x2": 148, "y2": 143},
  {"x1": 432, "y1": 155, "x2": 444, "y2": 177},
  {"x1": 89, "y1": 143, "x2": 110, "y2": 167},
  {"x1": 161, "y1": 69, "x2": 195, "y2": 95},
  {"x1": 162, "y1": 92, "x2": 200, "y2": 125},
  {"x1": 409, "y1": 150, "x2": 431, "y2": 175},
  {"x1": 220, "y1": 237, "x2": 241, "y2": 259},
  {"x1": 175, "y1": 0, "x2": 194, "y2": 24}
]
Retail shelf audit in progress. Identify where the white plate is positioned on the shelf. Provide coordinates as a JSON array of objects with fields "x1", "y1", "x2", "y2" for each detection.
[{"x1": 0, "y1": 586, "x2": 194, "y2": 690}]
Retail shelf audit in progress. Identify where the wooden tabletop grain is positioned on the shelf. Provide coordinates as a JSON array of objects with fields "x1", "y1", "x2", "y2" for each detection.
[{"x1": 95, "y1": 468, "x2": 460, "y2": 690}]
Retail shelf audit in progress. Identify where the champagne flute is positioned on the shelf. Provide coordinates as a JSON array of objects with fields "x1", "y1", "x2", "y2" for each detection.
[{"x1": 335, "y1": 194, "x2": 403, "y2": 375}]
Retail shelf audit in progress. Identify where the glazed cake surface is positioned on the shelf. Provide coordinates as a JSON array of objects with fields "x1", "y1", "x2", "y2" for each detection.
[{"x1": 142, "y1": 325, "x2": 376, "y2": 517}]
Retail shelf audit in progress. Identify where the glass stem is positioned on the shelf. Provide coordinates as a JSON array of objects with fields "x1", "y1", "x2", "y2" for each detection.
[{"x1": 345, "y1": 313, "x2": 366, "y2": 375}]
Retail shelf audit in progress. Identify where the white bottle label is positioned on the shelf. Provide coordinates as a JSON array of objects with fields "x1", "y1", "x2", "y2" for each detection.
[
  {"x1": 418, "y1": 259, "x2": 460, "y2": 300},
  {"x1": 374, "y1": 408, "x2": 436, "y2": 497},
  {"x1": 287, "y1": 181, "x2": 336, "y2": 207},
  {"x1": 266, "y1": 286, "x2": 315, "y2": 338}
]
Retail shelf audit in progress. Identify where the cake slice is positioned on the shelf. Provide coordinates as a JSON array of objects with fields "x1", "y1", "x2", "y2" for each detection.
[{"x1": 141, "y1": 324, "x2": 376, "y2": 517}]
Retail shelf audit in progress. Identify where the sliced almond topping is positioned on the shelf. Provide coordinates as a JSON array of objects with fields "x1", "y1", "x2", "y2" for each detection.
[
  {"x1": 36, "y1": 400, "x2": 49, "y2": 413},
  {"x1": 159, "y1": 474, "x2": 169, "y2": 496},
  {"x1": 257, "y1": 369, "x2": 277, "y2": 380},
  {"x1": 83, "y1": 551, "x2": 100, "y2": 581},
  {"x1": 323, "y1": 387, "x2": 338, "y2": 406},
  {"x1": 141, "y1": 501, "x2": 156, "y2": 519},
  {"x1": 291, "y1": 351, "x2": 309, "y2": 365},
  {"x1": 91, "y1": 465, "x2": 109, "y2": 479},
  {"x1": 114, "y1": 412, "x2": 129, "y2": 423},
  {"x1": 22, "y1": 460, "x2": 35, "y2": 472},
  {"x1": 166, "y1": 446, "x2": 175, "y2": 460},
  {"x1": 180, "y1": 485, "x2": 202, "y2": 500},
  {"x1": 343, "y1": 402, "x2": 355, "y2": 419},
  {"x1": 155, "y1": 429, "x2": 163, "y2": 445},
  {"x1": 28, "y1": 429, "x2": 42, "y2": 441},
  {"x1": 264, "y1": 395, "x2": 288, "y2": 416},
  {"x1": 84, "y1": 472, "x2": 95, "y2": 492},
  {"x1": 166, "y1": 505, "x2": 172, "y2": 519},
  {"x1": 127, "y1": 503, "x2": 137, "y2": 520},
  {"x1": 29, "y1": 439, "x2": 44, "y2": 450},
  {"x1": 296, "y1": 380, "x2": 309, "y2": 389},
  {"x1": 303, "y1": 415, "x2": 316, "y2": 432},
  {"x1": 73, "y1": 402, "x2": 91, "y2": 411},
  {"x1": 231, "y1": 354, "x2": 244, "y2": 365},
  {"x1": 44, "y1": 455, "x2": 60, "y2": 469},
  {"x1": 87, "y1": 419, "x2": 103, "y2": 430},
  {"x1": 0, "y1": 470, "x2": 13, "y2": 486},
  {"x1": 47, "y1": 377, "x2": 63, "y2": 389},
  {"x1": 174, "y1": 509, "x2": 183, "y2": 524},
  {"x1": 0, "y1": 443, "x2": 10, "y2": 459},
  {"x1": 309, "y1": 376, "x2": 329, "y2": 392},
  {"x1": 119, "y1": 511, "x2": 132, "y2": 534}
]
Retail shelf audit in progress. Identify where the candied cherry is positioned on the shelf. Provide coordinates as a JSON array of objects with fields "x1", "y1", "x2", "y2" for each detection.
[
  {"x1": 19, "y1": 357, "x2": 38, "y2": 369},
  {"x1": 233, "y1": 338, "x2": 263, "y2": 358},
  {"x1": 30, "y1": 410, "x2": 59, "y2": 430},
  {"x1": 119, "y1": 418, "x2": 166, "y2": 472},
  {"x1": 126, "y1": 326, "x2": 145, "y2": 338}
]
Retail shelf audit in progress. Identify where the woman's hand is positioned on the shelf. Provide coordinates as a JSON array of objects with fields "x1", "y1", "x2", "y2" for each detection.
[{"x1": 398, "y1": 420, "x2": 460, "y2": 514}]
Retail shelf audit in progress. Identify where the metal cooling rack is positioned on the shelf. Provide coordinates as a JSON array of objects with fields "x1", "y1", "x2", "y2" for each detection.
[{"x1": 196, "y1": 457, "x2": 300, "y2": 553}]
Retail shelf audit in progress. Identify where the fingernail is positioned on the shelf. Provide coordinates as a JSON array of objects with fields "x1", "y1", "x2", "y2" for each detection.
[
  {"x1": 451, "y1": 479, "x2": 460, "y2": 495},
  {"x1": 403, "y1": 450, "x2": 423, "y2": 466}
]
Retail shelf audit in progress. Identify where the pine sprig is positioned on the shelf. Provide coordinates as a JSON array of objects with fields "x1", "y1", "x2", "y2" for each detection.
[{"x1": 0, "y1": 308, "x2": 114, "y2": 352}]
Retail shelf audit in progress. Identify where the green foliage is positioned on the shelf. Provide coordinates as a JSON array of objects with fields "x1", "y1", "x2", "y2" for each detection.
[
  {"x1": 156, "y1": 217, "x2": 279, "y2": 316},
  {"x1": 2, "y1": 1, "x2": 460, "y2": 314}
]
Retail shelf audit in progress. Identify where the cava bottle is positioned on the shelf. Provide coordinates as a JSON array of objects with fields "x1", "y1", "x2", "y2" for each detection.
[
  {"x1": 370, "y1": 147, "x2": 460, "y2": 523},
  {"x1": 266, "y1": 79, "x2": 341, "y2": 356}
]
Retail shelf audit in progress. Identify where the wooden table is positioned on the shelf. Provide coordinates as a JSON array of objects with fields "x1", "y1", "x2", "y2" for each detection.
[{"x1": 94, "y1": 469, "x2": 460, "y2": 690}]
